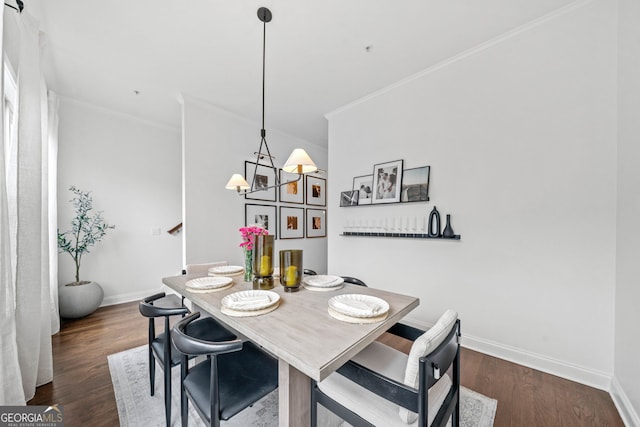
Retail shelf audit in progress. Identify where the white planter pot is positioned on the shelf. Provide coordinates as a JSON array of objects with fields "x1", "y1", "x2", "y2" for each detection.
[{"x1": 58, "y1": 281, "x2": 104, "y2": 319}]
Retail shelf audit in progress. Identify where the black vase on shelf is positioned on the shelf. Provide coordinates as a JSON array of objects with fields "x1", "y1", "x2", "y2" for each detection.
[
  {"x1": 428, "y1": 206, "x2": 441, "y2": 237},
  {"x1": 443, "y1": 214, "x2": 455, "y2": 238}
]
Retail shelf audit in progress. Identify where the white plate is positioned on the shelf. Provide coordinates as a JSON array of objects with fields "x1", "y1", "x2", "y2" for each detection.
[
  {"x1": 208, "y1": 265, "x2": 244, "y2": 275},
  {"x1": 328, "y1": 294, "x2": 389, "y2": 318},
  {"x1": 302, "y1": 275, "x2": 344, "y2": 288},
  {"x1": 186, "y1": 276, "x2": 233, "y2": 290},
  {"x1": 221, "y1": 290, "x2": 280, "y2": 312},
  {"x1": 302, "y1": 283, "x2": 343, "y2": 292}
]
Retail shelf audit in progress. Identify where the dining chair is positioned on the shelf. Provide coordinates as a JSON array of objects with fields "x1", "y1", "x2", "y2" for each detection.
[
  {"x1": 311, "y1": 309, "x2": 460, "y2": 427},
  {"x1": 171, "y1": 312, "x2": 279, "y2": 427},
  {"x1": 139, "y1": 292, "x2": 237, "y2": 426},
  {"x1": 185, "y1": 261, "x2": 228, "y2": 275},
  {"x1": 340, "y1": 276, "x2": 367, "y2": 287},
  {"x1": 304, "y1": 268, "x2": 318, "y2": 276}
]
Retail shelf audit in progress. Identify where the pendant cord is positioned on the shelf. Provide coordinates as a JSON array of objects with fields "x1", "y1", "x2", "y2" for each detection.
[{"x1": 261, "y1": 18, "x2": 266, "y2": 135}]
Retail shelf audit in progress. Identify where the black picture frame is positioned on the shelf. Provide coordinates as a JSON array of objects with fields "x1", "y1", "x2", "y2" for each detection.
[
  {"x1": 279, "y1": 206, "x2": 304, "y2": 239},
  {"x1": 244, "y1": 204, "x2": 277, "y2": 238},
  {"x1": 244, "y1": 161, "x2": 277, "y2": 202},
  {"x1": 372, "y1": 159, "x2": 403, "y2": 204},
  {"x1": 401, "y1": 166, "x2": 430, "y2": 203},
  {"x1": 279, "y1": 170, "x2": 304, "y2": 204},
  {"x1": 306, "y1": 208, "x2": 326, "y2": 238},
  {"x1": 340, "y1": 190, "x2": 359, "y2": 207},
  {"x1": 352, "y1": 174, "x2": 373, "y2": 205},
  {"x1": 306, "y1": 175, "x2": 326, "y2": 206}
]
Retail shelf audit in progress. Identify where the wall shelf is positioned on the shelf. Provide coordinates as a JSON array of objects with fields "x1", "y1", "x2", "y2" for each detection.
[{"x1": 339, "y1": 232, "x2": 460, "y2": 240}]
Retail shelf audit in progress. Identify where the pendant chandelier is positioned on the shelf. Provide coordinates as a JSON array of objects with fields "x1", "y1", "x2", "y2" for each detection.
[{"x1": 226, "y1": 7, "x2": 317, "y2": 194}]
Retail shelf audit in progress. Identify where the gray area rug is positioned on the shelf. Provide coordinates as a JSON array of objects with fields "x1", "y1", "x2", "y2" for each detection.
[{"x1": 108, "y1": 345, "x2": 497, "y2": 426}]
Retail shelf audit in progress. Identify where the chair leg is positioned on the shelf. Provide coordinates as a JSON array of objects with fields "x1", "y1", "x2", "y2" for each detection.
[
  {"x1": 181, "y1": 355, "x2": 188, "y2": 427},
  {"x1": 310, "y1": 381, "x2": 317, "y2": 427},
  {"x1": 164, "y1": 366, "x2": 171, "y2": 426},
  {"x1": 149, "y1": 348, "x2": 155, "y2": 396}
]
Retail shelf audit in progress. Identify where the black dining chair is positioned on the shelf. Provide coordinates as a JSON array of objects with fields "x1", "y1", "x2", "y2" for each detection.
[
  {"x1": 304, "y1": 269, "x2": 317, "y2": 276},
  {"x1": 311, "y1": 310, "x2": 460, "y2": 427},
  {"x1": 171, "y1": 312, "x2": 279, "y2": 427},
  {"x1": 340, "y1": 276, "x2": 367, "y2": 287},
  {"x1": 139, "y1": 292, "x2": 237, "y2": 426}
]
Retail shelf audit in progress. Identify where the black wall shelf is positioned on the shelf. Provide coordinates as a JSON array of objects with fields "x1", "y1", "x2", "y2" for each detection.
[{"x1": 340, "y1": 232, "x2": 460, "y2": 240}]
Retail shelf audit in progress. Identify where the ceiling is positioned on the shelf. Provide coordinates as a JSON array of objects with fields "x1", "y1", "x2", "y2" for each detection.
[{"x1": 23, "y1": 0, "x2": 574, "y2": 146}]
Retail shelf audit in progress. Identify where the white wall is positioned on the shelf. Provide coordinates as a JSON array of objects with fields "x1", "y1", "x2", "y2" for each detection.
[
  {"x1": 57, "y1": 98, "x2": 182, "y2": 304},
  {"x1": 613, "y1": 0, "x2": 640, "y2": 423},
  {"x1": 327, "y1": 0, "x2": 617, "y2": 389},
  {"x1": 181, "y1": 96, "x2": 328, "y2": 273}
]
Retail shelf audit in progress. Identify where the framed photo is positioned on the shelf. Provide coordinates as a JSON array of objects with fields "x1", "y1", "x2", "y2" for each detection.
[
  {"x1": 279, "y1": 170, "x2": 304, "y2": 204},
  {"x1": 352, "y1": 175, "x2": 373, "y2": 205},
  {"x1": 340, "y1": 190, "x2": 359, "y2": 207},
  {"x1": 245, "y1": 204, "x2": 277, "y2": 238},
  {"x1": 306, "y1": 176, "x2": 326, "y2": 206},
  {"x1": 280, "y1": 206, "x2": 304, "y2": 239},
  {"x1": 244, "y1": 161, "x2": 277, "y2": 202},
  {"x1": 401, "y1": 166, "x2": 430, "y2": 203},
  {"x1": 306, "y1": 208, "x2": 326, "y2": 238},
  {"x1": 372, "y1": 159, "x2": 403, "y2": 204}
]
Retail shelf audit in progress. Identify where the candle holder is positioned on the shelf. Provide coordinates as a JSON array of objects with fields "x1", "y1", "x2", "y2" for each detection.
[
  {"x1": 252, "y1": 235, "x2": 274, "y2": 290},
  {"x1": 279, "y1": 250, "x2": 303, "y2": 292}
]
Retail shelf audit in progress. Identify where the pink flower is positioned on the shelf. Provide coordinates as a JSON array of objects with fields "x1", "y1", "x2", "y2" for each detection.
[{"x1": 239, "y1": 226, "x2": 268, "y2": 251}]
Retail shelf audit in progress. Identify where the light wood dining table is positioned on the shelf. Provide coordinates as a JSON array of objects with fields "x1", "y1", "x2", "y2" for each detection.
[{"x1": 162, "y1": 274, "x2": 419, "y2": 427}]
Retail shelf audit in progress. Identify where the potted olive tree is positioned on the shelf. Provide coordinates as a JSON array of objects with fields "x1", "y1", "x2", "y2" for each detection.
[{"x1": 57, "y1": 186, "x2": 115, "y2": 318}]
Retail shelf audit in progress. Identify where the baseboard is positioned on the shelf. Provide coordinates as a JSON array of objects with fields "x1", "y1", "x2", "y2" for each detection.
[
  {"x1": 100, "y1": 287, "x2": 163, "y2": 307},
  {"x1": 401, "y1": 317, "x2": 611, "y2": 391},
  {"x1": 610, "y1": 376, "x2": 640, "y2": 427}
]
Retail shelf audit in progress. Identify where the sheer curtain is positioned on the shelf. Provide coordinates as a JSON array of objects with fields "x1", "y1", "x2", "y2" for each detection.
[
  {"x1": 0, "y1": 4, "x2": 25, "y2": 406},
  {"x1": 0, "y1": 10, "x2": 59, "y2": 404}
]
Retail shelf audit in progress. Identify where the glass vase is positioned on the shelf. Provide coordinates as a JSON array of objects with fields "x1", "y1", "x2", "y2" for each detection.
[
  {"x1": 279, "y1": 249, "x2": 303, "y2": 292},
  {"x1": 252, "y1": 235, "x2": 274, "y2": 289},
  {"x1": 243, "y1": 249, "x2": 253, "y2": 282}
]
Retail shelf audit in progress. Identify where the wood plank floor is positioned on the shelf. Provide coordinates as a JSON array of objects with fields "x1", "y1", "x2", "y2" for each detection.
[{"x1": 29, "y1": 301, "x2": 624, "y2": 427}]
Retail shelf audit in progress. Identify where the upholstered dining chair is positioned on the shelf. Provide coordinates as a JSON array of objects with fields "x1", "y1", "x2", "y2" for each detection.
[
  {"x1": 185, "y1": 261, "x2": 228, "y2": 275},
  {"x1": 138, "y1": 292, "x2": 237, "y2": 426},
  {"x1": 340, "y1": 276, "x2": 367, "y2": 287},
  {"x1": 311, "y1": 309, "x2": 461, "y2": 427},
  {"x1": 171, "y1": 312, "x2": 279, "y2": 427}
]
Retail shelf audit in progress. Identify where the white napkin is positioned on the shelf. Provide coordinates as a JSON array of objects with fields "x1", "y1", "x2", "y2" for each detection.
[
  {"x1": 225, "y1": 295, "x2": 271, "y2": 310},
  {"x1": 304, "y1": 275, "x2": 342, "y2": 288},
  {"x1": 186, "y1": 277, "x2": 231, "y2": 290},
  {"x1": 332, "y1": 299, "x2": 382, "y2": 316}
]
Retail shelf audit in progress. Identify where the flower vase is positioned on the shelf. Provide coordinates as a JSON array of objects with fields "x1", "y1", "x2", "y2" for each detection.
[
  {"x1": 243, "y1": 250, "x2": 253, "y2": 282},
  {"x1": 443, "y1": 214, "x2": 455, "y2": 238}
]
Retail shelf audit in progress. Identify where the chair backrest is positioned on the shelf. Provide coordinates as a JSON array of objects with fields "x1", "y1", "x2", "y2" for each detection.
[
  {"x1": 172, "y1": 312, "x2": 242, "y2": 357},
  {"x1": 185, "y1": 261, "x2": 228, "y2": 275},
  {"x1": 340, "y1": 276, "x2": 367, "y2": 287},
  {"x1": 138, "y1": 292, "x2": 188, "y2": 318},
  {"x1": 303, "y1": 269, "x2": 317, "y2": 276},
  {"x1": 400, "y1": 309, "x2": 459, "y2": 423}
]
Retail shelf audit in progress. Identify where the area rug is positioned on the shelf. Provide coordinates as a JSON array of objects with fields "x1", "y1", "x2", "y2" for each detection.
[{"x1": 108, "y1": 345, "x2": 497, "y2": 426}]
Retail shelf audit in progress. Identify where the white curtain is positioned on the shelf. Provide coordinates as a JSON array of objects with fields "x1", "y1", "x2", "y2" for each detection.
[
  {"x1": 0, "y1": 10, "x2": 59, "y2": 404},
  {"x1": 0, "y1": 4, "x2": 26, "y2": 406},
  {"x1": 47, "y1": 90, "x2": 59, "y2": 334}
]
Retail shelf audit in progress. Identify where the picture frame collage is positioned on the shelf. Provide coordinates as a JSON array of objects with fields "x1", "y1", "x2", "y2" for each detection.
[
  {"x1": 341, "y1": 159, "x2": 430, "y2": 207},
  {"x1": 243, "y1": 161, "x2": 326, "y2": 239}
]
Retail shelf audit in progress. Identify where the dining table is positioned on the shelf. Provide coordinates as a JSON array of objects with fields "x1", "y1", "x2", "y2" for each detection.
[{"x1": 162, "y1": 273, "x2": 419, "y2": 427}]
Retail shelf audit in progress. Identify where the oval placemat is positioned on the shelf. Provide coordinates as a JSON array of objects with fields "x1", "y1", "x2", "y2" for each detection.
[
  {"x1": 221, "y1": 302, "x2": 279, "y2": 317},
  {"x1": 327, "y1": 306, "x2": 388, "y2": 324},
  {"x1": 186, "y1": 283, "x2": 234, "y2": 293}
]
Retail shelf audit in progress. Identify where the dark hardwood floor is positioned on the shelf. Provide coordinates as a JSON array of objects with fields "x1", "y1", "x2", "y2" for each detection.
[{"x1": 29, "y1": 302, "x2": 624, "y2": 427}]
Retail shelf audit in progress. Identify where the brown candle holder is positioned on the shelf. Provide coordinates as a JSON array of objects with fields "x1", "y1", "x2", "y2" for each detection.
[
  {"x1": 279, "y1": 250, "x2": 303, "y2": 292},
  {"x1": 252, "y1": 235, "x2": 274, "y2": 290}
]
